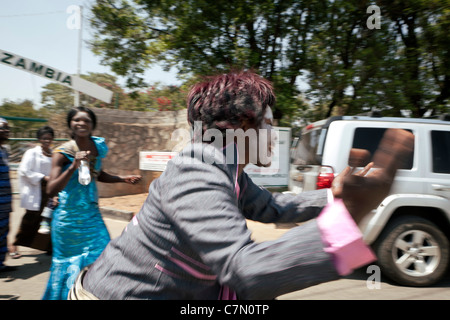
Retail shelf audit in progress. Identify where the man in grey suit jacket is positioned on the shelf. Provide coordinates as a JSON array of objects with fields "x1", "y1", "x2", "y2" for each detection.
[{"x1": 69, "y1": 71, "x2": 414, "y2": 300}]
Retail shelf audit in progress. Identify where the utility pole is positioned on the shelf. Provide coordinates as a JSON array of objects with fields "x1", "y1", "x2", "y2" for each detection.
[{"x1": 74, "y1": 5, "x2": 83, "y2": 107}]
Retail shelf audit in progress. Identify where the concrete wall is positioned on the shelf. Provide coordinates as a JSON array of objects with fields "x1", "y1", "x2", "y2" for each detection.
[{"x1": 49, "y1": 107, "x2": 190, "y2": 198}]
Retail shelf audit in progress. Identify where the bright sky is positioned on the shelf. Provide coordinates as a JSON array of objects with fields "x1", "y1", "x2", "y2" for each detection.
[{"x1": 0, "y1": 0, "x2": 180, "y2": 109}]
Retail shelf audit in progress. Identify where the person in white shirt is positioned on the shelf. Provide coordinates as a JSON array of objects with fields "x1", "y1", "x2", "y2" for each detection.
[{"x1": 10, "y1": 126, "x2": 55, "y2": 258}]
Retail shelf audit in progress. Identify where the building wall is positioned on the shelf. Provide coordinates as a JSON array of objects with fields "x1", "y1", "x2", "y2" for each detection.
[{"x1": 49, "y1": 107, "x2": 190, "y2": 198}]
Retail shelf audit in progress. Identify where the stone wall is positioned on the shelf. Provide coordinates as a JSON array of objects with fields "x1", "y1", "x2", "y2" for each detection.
[{"x1": 49, "y1": 107, "x2": 190, "y2": 198}]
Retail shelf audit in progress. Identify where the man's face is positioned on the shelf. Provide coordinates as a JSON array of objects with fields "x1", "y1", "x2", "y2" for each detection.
[
  {"x1": 243, "y1": 107, "x2": 276, "y2": 168},
  {"x1": 256, "y1": 107, "x2": 276, "y2": 167},
  {"x1": 0, "y1": 121, "x2": 10, "y2": 144}
]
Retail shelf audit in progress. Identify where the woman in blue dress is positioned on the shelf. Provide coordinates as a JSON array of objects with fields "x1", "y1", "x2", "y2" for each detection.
[{"x1": 43, "y1": 107, "x2": 141, "y2": 300}]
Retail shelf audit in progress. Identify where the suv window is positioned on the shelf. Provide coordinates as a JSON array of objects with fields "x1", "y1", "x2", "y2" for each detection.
[
  {"x1": 431, "y1": 130, "x2": 450, "y2": 174},
  {"x1": 351, "y1": 128, "x2": 414, "y2": 169},
  {"x1": 291, "y1": 128, "x2": 323, "y2": 165}
]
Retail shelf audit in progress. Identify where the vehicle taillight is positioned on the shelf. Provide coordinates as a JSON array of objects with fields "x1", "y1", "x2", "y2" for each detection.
[{"x1": 316, "y1": 166, "x2": 335, "y2": 189}]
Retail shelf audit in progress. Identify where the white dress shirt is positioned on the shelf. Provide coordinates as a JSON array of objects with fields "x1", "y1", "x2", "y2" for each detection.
[{"x1": 18, "y1": 145, "x2": 52, "y2": 211}]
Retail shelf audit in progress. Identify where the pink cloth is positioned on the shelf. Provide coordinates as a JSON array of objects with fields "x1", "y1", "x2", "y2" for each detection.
[{"x1": 316, "y1": 198, "x2": 377, "y2": 276}]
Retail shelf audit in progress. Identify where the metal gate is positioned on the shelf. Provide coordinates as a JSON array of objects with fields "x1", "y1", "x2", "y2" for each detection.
[{"x1": 3, "y1": 116, "x2": 68, "y2": 164}]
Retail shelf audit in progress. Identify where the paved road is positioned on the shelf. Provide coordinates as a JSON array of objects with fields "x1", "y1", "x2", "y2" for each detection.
[
  {"x1": 249, "y1": 221, "x2": 450, "y2": 300},
  {"x1": 1, "y1": 195, "x2": 128, "y2": 300},
  {"x1": 1, "y1": 195, "x2": 449, "y2": 300}
]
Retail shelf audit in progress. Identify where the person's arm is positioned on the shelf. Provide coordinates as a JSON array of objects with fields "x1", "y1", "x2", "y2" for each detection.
[
  {"x1": 316, "y1": 198, "x2": 377, "y2": 276},
  {"x1": 239, "y1": 161, "x2": 374, "y2": 224},
  {"x1": 161, "y1": 129, "x2": 413, "y2": 299},
  {"x1": 237, "y1": 169, "x2": 377, "y2": 278},
  {"x1": 314, "y1": 129, "x2": 415, "y2": 275},
  {"x1": 46, "y1": 151, "x2": 88, "y2": 197},
  {"x1": 97, "y1": 170, "x2": 141, "y2": 184},
  {"x1": 239, "y1": 172, "x2": 328, "y2": 223},
  {"x1": 161, "y1": 157, "x2": 340, "y2": 299}
]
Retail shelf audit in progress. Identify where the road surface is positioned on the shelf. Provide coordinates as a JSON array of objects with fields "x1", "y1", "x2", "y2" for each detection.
[{"x1": 1, "y1": 195, "x2": 449, "y2": 300}]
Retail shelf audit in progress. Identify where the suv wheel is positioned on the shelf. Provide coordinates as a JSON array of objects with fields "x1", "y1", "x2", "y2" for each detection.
[{"x1": 374, "y1": 215, "x2": 449, "y2": 286}]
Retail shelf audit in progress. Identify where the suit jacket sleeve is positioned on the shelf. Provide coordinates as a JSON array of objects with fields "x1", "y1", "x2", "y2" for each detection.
[
  {"x1": 161, "y1": 157, "x2": 339, "y2": 299},
  {"x1": 238, "y1": 171, "x2": 328, "y2": 223}
]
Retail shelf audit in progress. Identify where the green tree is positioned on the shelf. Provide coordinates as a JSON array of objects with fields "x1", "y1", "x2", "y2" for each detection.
[
  {"x1": 89, "y1": 0, "x2": 328, "y2": 120},
  {"x1": 306, "y1": 0, "x2": 450, "y2": 118},
  {"x1": 416, "y1": 0, "x2": 450, "y2": 115},
  {"x1": 137, "y1": 83, "x2": 188, "y2": 111},
  {"x1": 0, "y1": 99, "x2": 50, "y2": 136},
  {"x1": 40, "y1": 72, "x2": 186, "y2": 112},
  {"x1": 89, "y1": 0, "x2": 450, "y2": 122},
  {"x1": 41, "y1": 72, "x2": 121, "y2": 113},
  {"x1": 40, "y1": 82, "x2": 73, "y2": 114},
  {"x1": 306, "y1": 0, "x2": 376, "y2": 117},
  {"x1": 377, "y1": 0, "x2": 450, "y2": 117}
]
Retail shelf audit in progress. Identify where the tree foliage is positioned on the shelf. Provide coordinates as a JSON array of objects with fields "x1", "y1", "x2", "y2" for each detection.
[
  {"x1": 0, "y1": 99, "x2": 51, "y2": 136},
  {"x1": 88, "y1": 0, "x2": 450, "y2": 122},
  {"x1": 40, "y1": 72, "x2": 188, "y2": 113},
  {"x1": 89, "y1": 0, "x2": 325, "y2": 120}
]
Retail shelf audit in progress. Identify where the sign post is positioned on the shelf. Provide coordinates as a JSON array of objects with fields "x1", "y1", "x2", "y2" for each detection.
[{"x1": 0, "y1": 49, "x2": 113, "y2": 103}]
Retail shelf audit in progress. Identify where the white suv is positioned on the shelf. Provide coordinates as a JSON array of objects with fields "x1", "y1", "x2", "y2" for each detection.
[{"x1": 289, "y1": 115, "x2": 450, "y2": 286}]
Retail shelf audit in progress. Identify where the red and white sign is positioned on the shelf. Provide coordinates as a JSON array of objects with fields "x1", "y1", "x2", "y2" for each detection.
[{"x1": 139, "y1": 152, "x2": 177, "y2": 171}]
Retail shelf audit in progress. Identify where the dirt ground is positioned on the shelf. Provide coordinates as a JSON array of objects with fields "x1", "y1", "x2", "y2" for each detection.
[
  {"x1": 99, "y1": 193, "x2": 149, "y2": 215},
  {"x1": 98, "y1": 193, "x2": 290, "y2": 242}
]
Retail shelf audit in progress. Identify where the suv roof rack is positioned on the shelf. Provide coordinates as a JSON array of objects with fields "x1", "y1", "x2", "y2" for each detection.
[
  {"x1": 323, "y1": 115, "x2": 450, "y2": 126},
  {"x1": 422, "y1": 113, "x2": 450, "y2": 121},
  {"x1": 354, "y1": 110, "x2": 383, "y2": 118},
  {"x1": 307, "y1": 113, "x2": 450, "y2": 134}
]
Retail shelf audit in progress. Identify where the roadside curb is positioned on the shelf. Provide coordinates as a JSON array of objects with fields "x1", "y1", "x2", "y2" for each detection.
[{"x1": 100, "y1": 206, "x2": 133, "y2": 221}]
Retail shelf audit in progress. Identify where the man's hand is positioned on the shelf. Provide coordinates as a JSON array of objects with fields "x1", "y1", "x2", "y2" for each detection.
[
  {"x1": 331, "y1": 162, "x2": 373, "y2": 199},
  {"x1": 333, "y1": 129, "x2": 414, "y2": 224}
]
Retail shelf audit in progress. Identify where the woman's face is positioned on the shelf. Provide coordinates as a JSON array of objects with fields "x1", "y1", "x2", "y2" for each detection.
[
  {"x1": 70, "y1": 111, "x2": 94, "y2": 138},
  {"x1": 39, "y1": 133, "x2": 54, "y2": 150}
]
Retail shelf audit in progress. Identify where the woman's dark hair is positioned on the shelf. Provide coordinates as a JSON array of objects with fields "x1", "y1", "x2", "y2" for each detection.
[
  {"x1": 67, "y1": 106, "x2": 97, "y2": 130},
  {"x1": 36, "y1": 125, "x2": 55, "y2": 139}
]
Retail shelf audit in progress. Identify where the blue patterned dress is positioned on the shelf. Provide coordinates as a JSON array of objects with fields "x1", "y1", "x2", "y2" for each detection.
[
  {"x1": 42, "y1": 136, "x2": 110, "y2": 300},
  {"x1": 0, "y1": 147, "x2": 12, "y2": 269}
]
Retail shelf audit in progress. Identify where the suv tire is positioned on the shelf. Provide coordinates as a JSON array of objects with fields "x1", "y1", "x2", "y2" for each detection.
[{"x1": 374, "y1": 215, "x2": 449, "y2": 287}]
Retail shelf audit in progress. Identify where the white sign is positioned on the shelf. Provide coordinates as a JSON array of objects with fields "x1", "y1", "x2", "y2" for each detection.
[
  {"x1": 139, "y1": 151, "x2": 178, "y2": 171},
  {"x1": 245, "y1": 127, "x2": 291, "y2": 187},
  {"x1": 0, "y1": 49, "x2": 113, "y2": 103}
]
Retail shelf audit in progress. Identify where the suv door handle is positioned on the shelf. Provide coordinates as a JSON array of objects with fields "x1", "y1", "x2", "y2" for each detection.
[{"x1": 432, "y1": 184, "x2": 450, "y2": 191}]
